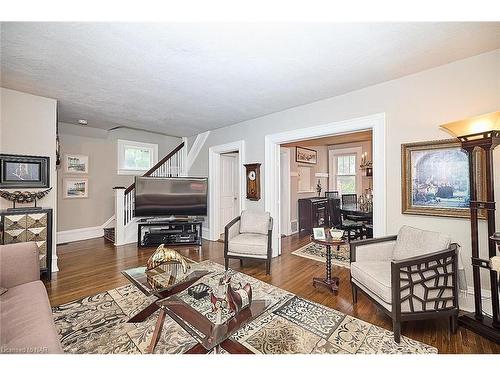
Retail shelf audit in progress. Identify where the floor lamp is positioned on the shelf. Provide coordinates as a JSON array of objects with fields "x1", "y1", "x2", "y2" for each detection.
[{"x1": 441, "y1": 111, "x2": 500, "y2": 343}]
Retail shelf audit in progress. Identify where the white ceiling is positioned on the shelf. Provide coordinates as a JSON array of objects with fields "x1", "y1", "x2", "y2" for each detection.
[{"x1": 1, "y1": 22, "x2": 499, "y2": 137}]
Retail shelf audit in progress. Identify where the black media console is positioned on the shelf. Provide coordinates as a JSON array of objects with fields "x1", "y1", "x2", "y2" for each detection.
[{"x1": 137, "y1": 219, "x2": 203, "y2": 247}]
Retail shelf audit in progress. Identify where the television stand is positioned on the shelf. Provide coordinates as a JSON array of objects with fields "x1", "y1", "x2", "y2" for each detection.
[{"x1": 138, "y1": 220, "x2": 202, "y2": 248}]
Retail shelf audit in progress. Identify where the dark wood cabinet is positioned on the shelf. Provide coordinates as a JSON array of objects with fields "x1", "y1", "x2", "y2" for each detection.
[
  {"x1": 0, "y1": 208, "x2": 53, "y2": 280},
  {"x1": 298, "y1": 197, "x2": 329, "y2": 233}
]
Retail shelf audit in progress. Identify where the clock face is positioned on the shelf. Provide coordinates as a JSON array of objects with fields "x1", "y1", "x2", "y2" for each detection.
[{"x1": 248, "y1": 171, "x2": 256, "y2": 181}]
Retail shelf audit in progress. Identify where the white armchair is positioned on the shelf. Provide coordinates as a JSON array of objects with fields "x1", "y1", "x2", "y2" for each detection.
[
  {"x1": 224, "y1": 210, "x2": 273, "y2": 275},
  {"x1": 350, "y1": 226, "x2": 459, "y2": 343}
]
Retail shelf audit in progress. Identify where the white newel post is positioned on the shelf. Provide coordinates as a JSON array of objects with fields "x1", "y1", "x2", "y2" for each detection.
[{"x1": 114, "y1": 187, "x2": 126, "y2": 246}]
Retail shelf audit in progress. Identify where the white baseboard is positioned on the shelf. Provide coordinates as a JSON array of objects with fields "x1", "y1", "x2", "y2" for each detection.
[
  {"x1": 102, "y1": 215, "x2": 115, "y2": 228},
  {"x1": 57, "y1": 226, "x2": 104, "y2": 244},
  {"x1": 459, "y1": 287, "x2": 495, "y2": 315}
]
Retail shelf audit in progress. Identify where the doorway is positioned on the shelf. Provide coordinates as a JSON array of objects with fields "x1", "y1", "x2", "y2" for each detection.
[
  {"x1": 265, "y1": 113, "x2": 386, "y2": 256},
  {"x1": 219, "y1": 152, "x2": 240, "y2": 237},
  {"x1": 208, "y1": 140, "x2": 246, "y2": 241}
]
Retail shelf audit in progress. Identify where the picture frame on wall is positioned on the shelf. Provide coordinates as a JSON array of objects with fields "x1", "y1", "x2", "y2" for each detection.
[
  {"x1": 296, "y1": 146, "x2": 317, "y2": 165},
  {"x1": 63, "y1": 177, "x2": 89, "y2": 199},
  {"x1": 64, "y1": 154, "x2": 89, "y2": 174},
  {"x1": 0, "y1": 154, "x2": 50, "y2": 188},
  {"x1": 401, "y1": 139, "x2": 486, "y2": 219}
]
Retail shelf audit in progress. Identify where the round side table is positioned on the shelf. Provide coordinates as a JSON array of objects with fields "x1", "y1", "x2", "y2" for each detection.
[{"x1": 311, "y1": 234, "x2": 346, "y2": 295}]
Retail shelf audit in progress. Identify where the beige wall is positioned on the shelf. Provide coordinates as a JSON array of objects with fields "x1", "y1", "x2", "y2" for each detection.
[
  {"x1": 189, "y1": 49, "x2": 500, "y2": 289},
  {"x1": 57, "y1": 123, "x2": 181, "y2": 231},
  {"x1": 283, "y1": 145, "x2": 328, "y2": 223},
  {"x1": 0, "y1": 88, "x2": 58, "y2": 271}
]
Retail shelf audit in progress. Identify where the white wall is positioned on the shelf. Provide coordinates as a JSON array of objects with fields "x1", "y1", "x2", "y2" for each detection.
[
  {"x1": 189, "y1": 50, "x2": 500, "y2": 290},
  {"x1": 0, "y1": 88, "x2": 58, "y2": 272},
  {"x1": 57, "y1": 122, "x2": 182, "y2": 231}
]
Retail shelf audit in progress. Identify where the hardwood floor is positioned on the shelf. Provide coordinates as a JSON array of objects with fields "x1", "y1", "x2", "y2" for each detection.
[{"x1": 45, "y1": 233, "x2": 500, "y2": 354}]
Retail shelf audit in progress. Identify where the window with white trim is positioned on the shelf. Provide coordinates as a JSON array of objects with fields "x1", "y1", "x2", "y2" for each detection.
[
  {"x1": 117, "y1": 139, "x2": 158, "y2": 175},
  {"x1": 334, "y1": 153, "x2": 357, "y2": 195}
]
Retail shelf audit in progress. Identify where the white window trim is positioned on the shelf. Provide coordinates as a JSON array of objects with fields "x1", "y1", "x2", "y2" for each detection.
[
  {"x1": 117, "y1": 139, "x2": 158, "y2": 176},
  {"x1": 329, "y1": 146, "x2": 363, "y2": 196}
]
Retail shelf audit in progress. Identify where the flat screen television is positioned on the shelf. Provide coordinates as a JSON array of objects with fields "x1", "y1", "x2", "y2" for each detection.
[{"x1": 134, "y1": 176, "x2": 208, "y2": 217}]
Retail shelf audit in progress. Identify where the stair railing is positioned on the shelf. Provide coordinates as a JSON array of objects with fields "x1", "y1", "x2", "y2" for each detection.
[{"x1": 114, "y1": 142, "x2": 184, "y2": 245}]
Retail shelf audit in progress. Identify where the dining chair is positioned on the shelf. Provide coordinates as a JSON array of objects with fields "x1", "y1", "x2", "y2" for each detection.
[
  {"x1": 327, "y1": 198, "x2": 363, "y2": 242},
  {"x1": 324, "y1": 191, "x2": 339, "y2": 198},
  {"x1": 341, "y1": 193, "x2": 357, "y2": 205}
]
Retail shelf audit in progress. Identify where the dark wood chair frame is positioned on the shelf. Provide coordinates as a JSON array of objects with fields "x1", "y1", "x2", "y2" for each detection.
[
  {"x1": 350, "y1": 236, "x2": 459, "y2": 343},
  {"x1": 327, "y1": 198, "x2": 363, "y2": 242},
  {"x1": 224, "y1": 216, "x2": 273, "y2": 275}
]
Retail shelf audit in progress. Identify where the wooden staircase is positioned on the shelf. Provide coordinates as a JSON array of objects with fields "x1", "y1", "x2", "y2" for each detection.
[{"x1": 111, "y1": 142, "x2": 185, "y2": 246}]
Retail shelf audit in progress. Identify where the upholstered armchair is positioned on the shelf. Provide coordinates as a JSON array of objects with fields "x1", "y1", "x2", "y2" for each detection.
[
  {"x1": 350, "y1": 226, "x2": 459, "y2": 343},
  {"x1": 224, "y1": 210, "x2": 273, "y2": 275}
]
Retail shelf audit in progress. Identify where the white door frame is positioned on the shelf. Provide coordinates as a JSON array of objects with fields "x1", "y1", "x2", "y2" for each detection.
[
  {"x1": 208, "y1": 140, "x2": 246, "y2": 241},
  {"x1": 265, "y1": 113, "x2": 386, "y2": 256},
  {"x1": 279, "y1": 148, "x2": 292, "y2": 236}
]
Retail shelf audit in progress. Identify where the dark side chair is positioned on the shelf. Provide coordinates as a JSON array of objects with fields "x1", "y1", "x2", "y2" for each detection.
[
  {"x1": 350, "y1": 226, "x2": 459, "y2": 343},
  {"x1": 327, "y1": 198, "x2": 363, "y2": 242},
  {"x1": 324, "y1": 191, "x2": 339, "y2": 198},
  {"x1": 341, "y1": 193, "x2": 357, "y2": 205},
  {"x1": 224, "y1": 210, "x2": 273, "y2": 275}
]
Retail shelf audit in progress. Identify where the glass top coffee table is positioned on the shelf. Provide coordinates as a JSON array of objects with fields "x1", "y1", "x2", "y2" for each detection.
[
  {"x1": 148, "y1": 296, "x2": 271, "y2": 354},
  {"x1": 121, "y1": 262, "x2": 210, "y2": 323}
]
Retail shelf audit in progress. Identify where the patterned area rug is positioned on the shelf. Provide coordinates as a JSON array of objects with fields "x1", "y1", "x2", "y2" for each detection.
[
  {"x1": 292, "y1": 242, "x2": 350, "y2": 268},
  {"x1": 52, "y1": 260, "x2": 436, "y2": 354}
]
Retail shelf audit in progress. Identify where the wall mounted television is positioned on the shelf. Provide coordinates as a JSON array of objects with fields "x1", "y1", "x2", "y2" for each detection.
[{"x1": 134, "y1": 176, "x2": 208, "y2": 217}]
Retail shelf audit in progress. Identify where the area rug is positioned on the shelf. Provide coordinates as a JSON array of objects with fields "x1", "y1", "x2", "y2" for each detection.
[
  {"x1": 52, "y1": 260, "x2": 436, "y2": 354},
  {"x1": 292, "y1": 242, "x2": 350, "y2": 269}
]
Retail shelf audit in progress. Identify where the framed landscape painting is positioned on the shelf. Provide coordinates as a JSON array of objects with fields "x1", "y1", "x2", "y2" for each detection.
[
  {"x1": 63, "y1": 178, "x2": 89, "y2": 199},
  {"x1": 64, "y1": 154, "x2": 89, "y2": 174},
  {"x1": 296, "y1": 146, "x2": 317, "y2": 165},
  {"x1": 401, "y1": 139, "x2": 486, "y2": 219}
]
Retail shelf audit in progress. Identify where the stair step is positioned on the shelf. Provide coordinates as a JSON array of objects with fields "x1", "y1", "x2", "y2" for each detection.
[{"x1": 103, "y1": 227, "x2": 115, "y2": 243}]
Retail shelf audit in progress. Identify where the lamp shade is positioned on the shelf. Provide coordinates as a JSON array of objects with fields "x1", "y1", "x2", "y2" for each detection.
[{"x1": 440, "y1": 111, "x2": 500, "y2": 137}]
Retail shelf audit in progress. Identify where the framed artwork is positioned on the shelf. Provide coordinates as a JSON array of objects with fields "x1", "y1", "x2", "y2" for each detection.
[
  {"x1": 63, "y1": 178, "x2": 89, "y2": 199},
  {"x1": 64, "y1": 154, "x2": 89, "y2": 174},
  {"x1": 401, "y1": 139, "x2": 486, "y2": 219},
  {"x1": 0, "y1": 154, "x2": 50, "y2": 188},
  {"x1": 296, "y1": 146, "x2": 317, "y2": 165},
  {"x1": 312, "y1": 227, "x2": 326, "y2": 240}
]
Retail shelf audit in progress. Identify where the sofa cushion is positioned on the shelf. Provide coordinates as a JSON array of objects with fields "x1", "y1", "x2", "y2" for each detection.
[
  {"x1": 350, "y1": 261, "x2": 392, "y2": 304},
  {"x1": 228, "y1": 233, "x2": 268, "y2": 257},
  {"x1": 0, "y1": 287, "x2": 7, "y2": 296},
  {"x1": 393, "y1": 225, "x2": 451, "y2": 261},
  {"x1": 239, "y1": 210, "x2": 270, "y2": 235},
  {"x1": 0, "y1": 280, "x2": 63, "y2": 354}
]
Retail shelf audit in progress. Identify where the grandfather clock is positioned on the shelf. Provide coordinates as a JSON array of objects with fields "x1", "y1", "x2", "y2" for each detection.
[
  {"x1": 441, "y1": 111, "x2": 500, "y2": 343},
  {"x1": 244, "y1": 163, "x2": 261, "y2": 201}
]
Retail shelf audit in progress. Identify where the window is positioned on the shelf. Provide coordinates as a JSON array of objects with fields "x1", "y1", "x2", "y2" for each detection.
[
  {"x1": 117, "y1": 140, "x2": 158, "y2": 175},
  {"x1": 335, "y1": 154, "x2": 357, "y2": 194}
]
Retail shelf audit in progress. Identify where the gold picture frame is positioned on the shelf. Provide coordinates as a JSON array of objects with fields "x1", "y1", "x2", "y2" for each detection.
[{"x1": 401, "y1": 139, "x2": 486, "y2": 219}]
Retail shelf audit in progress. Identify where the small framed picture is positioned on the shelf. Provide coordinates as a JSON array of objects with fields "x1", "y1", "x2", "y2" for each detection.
[
  {"x1": 63, "y1": 178, "x2": 89, "y2": 199},
  {"x1": 312, "y1": 227, "x2": 326, "y2": 240},
  {"x1": 296, "y1": 146, "x2": 317, "y2": 165},
  {"x1": 64, "y1": 154, "x2": 89, "y2": 174}
]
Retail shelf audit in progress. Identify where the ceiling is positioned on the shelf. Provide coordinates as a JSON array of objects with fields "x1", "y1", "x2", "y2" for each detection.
[
  {"x1": 282, "y1": 130, "x2": 372, "y2": 148},
  {"x1": 1, "y1": 22, "x2": 499, "y2": 137}
]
